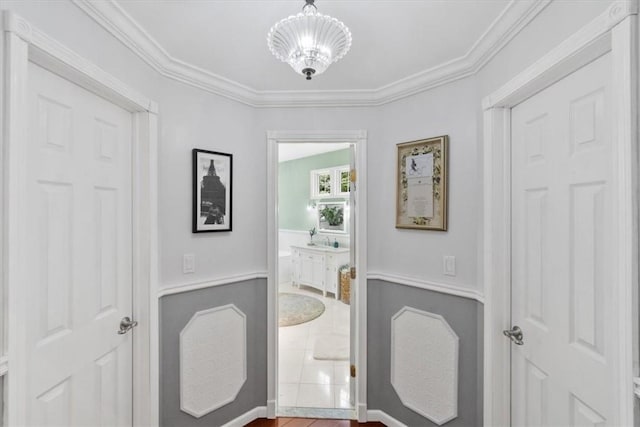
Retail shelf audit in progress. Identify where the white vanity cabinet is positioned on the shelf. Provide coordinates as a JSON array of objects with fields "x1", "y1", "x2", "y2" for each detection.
[{"x1": 291, "y1": 245, "x2": 349, "y2": 299}]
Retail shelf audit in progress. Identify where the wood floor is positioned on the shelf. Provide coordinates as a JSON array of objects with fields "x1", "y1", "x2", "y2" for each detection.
[{"x1": 245, "y1": 418, "x2": 385, "y2": 427}]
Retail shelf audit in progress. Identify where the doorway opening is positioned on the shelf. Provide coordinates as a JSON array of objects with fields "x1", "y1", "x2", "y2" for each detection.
[
  {"x1": 277, "y1": 142, "x2": 353, "y2": 418},
  {"x1": 267, "y1": 130, "x2": 367, "y2": 421}
]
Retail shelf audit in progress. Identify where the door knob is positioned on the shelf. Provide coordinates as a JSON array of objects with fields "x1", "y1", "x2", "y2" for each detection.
[
  {"x1": 503, "y1": 325, "x2": 524, "y2": 345},
  {"x1": 118, "y1": 316, "x2": 138, "y2": 335}
]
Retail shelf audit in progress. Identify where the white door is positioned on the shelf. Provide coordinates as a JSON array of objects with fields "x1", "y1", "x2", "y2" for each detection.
[
  {"x1": 348, "y1": 143, "x2": 356, "y2": 407},
  {"x1": 24, "y1": 61, "x2": 134, "y2": 426},
  {"x1": 511, "y1": 53, "x2": 616, "y2": 425}
]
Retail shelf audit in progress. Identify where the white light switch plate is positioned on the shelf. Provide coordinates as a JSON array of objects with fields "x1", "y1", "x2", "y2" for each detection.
[
  {"x1": 443, "y1": 256, "x2": 456, "y2": 276},
  {"x1": 183, "y1": 254, "x2": 196, "y2": 274}
]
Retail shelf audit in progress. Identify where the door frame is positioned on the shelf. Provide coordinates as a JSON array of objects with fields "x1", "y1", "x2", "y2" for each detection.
[
  {"x1": 266, "y1": 130, "x2": 368, "y2": 422},
  {"x1": 482, "y1": 3, "x2": 638, "y2": 426},
  {"x1": 2, "y1": 12, "x2": 159, "y2": 426}
]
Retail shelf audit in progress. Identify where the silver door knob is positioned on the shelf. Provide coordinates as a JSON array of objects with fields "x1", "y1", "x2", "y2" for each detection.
[
  {"x1": 118, "y1": 316, "x2": 138, "y2": 335},
  {"x1": 503, "y1": 325, "x2": 524, "y2": 345}
]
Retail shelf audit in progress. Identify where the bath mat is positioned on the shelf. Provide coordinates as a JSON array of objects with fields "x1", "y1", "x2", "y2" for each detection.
[
  {"x1": 313, "y1": 333, "x2": 350, "y2": 360},
  {"x1": 279, "y1": 293, "x2": 325, "y2": 327}
]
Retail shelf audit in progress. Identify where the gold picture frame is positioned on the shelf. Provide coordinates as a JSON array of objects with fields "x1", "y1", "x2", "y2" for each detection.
[{"x1": 396, "y1": 135, "x2": 448, "y2": 231}]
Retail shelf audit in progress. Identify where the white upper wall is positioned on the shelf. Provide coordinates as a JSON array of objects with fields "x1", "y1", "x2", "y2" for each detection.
[
  {"x1": 372, "y1": 78, "x2": 479, "y2": 290},
  {"x1": 1, "y1": 0, "x2": 262, "y2": 289},
  {"x1": 0, "y1": 0, "x2": 624, "y2": 295},
  {"x1": 473, "y1": 0, "x2": 615, "y2": 292}
]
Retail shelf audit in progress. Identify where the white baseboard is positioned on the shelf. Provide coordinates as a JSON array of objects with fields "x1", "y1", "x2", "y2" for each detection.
[
  {"x1": 367, "y1": 410, "x2": 407, "y2": 427},
  {"x1": 267, "y1": 400, "x2": 276, "y2": 418},
  {"x1": 221, "y1": 406, "x2": 267, "y2": 427},
  {"x1": 358, "y1": 404, "x2": 368, "y2": 423}
]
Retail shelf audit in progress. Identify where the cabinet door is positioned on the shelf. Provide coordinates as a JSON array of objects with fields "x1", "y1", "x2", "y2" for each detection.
[
  {"x1": 325, "y1": 254, "x2": 337, "y2": 294},
  {"x1": 312, "y1": 255, "x2": 325, "y2": 287},
  {"x1": 300, "y1": 254, "x2": 314, "y2": 284},
  {"x1": 291, "y1": 249, "x2": 300, "y2": 284}
]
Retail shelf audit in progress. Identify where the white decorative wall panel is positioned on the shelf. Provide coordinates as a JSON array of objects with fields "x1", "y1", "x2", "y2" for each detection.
[
  {"x1": 180, "y1": 304, "x2": 247, "y2": 418},
  {"x1": 391, "y1": 307, "x2": 459, "y2": 425}
]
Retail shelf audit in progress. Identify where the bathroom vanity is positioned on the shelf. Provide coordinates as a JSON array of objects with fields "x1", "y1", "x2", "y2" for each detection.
[{"x1": 290, "y1": 245, "x2": 349, "y2": 299}]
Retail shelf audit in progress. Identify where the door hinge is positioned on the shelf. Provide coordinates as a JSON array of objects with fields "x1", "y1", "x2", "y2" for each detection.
[
  {"x1": 350, "y1": 169, "x2": 356, "y2": 183},
  {"x1": 350, "y1": 364, "x2": 356, "y2": 378},
  {"x1": 634, "y1": 378, "x2": 640, "y2": 398},
  {"x1": 350, "y1": 267, "x2": 356, "y2": 279}
]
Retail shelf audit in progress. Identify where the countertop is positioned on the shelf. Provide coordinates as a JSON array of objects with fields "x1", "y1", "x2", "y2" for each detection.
[{"x1": 290, "y1": 244, "x2": 350, "y2": 254}]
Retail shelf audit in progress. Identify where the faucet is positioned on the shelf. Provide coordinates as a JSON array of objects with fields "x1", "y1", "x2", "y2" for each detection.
[{"x1": 326, "y1": 237, "x2": 331, "y2": 246}]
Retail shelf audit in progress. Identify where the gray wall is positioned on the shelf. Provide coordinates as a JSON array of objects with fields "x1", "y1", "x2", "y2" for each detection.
[
  {"x1": 159, "y1": 278, "x2": 267, "y2": 427},
  {"x1": 367, "y1": 279, "x2": 483, "y2": 426}
]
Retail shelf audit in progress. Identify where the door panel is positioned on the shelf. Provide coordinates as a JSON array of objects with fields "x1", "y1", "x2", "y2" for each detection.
[
  {"x1": 349, "y1": 143, "x2": 356, "y2": 407},
  {"x1": 511, "y1": 54, "x2": 613, "y2": 426},
  {"x1": 26, "y1": 62, "x2": 133, "y2": 426}
]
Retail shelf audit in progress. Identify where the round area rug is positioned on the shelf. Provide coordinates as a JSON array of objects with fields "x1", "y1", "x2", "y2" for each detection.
[{"x1": 279, "y1": 293, "x2": 325, "y2": 327}]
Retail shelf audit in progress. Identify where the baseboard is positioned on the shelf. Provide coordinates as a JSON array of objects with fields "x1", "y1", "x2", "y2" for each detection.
[
  {"x1": 357, "y1": 404, "x2": 367, "y2": 423},
  {"x1": 267, "y1": 400, "x2": 276, "y2": 418},
  {"x1": 221, "y1": 406, "x2": 267, "y2": 427},
  {"x1": 367, "y1": 410, "x2": 407, "y2": 427}
]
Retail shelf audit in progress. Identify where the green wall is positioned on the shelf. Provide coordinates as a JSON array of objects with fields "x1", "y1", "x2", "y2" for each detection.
[{"x1": 279, "y1": 149, "x2": 350, "y2": 231}]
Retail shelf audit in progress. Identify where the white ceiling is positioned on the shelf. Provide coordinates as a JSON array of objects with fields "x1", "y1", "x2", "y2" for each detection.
[{"x1": 114, "y1": 0, "x2": 512, "y2": 92}]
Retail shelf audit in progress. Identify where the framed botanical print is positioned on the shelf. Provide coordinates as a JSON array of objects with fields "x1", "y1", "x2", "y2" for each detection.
[
  {"x1": 317, "y1": 201, "x2": 347, "y2": 234},
  {"x1": 396, "y1": 136, "x2": 448, "y2": 231},
  {"x1": 193, "y1": 149, "x2": 232, "y2": 232}
]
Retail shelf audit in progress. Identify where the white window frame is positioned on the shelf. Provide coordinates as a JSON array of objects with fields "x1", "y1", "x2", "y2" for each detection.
[
  {"x1": 310, "y1": 168, "x2": 333, "y2": 199},
  {"x1": 310, "y1": 164, "x2": 350, "y2": 199},
  {"x1": 335, "y1": 166, "x2": 351, "y2": 197}
]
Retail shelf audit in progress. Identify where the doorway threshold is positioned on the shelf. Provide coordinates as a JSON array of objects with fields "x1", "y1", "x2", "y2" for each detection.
[{"x1": 277, "y1": 407, "x2": 355, "y2": 420}]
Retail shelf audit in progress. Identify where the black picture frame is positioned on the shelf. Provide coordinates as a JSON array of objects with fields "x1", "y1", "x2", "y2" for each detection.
[{"x1": 192, "y1": 149, "x2": 233, "y2": 233}]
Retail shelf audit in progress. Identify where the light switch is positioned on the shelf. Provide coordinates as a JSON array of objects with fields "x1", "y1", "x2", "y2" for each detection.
[
  {"x1": 443, "y1": 255, "x2": 456, "y2": 276},
  {"x1": 183, "y1": 254, "x2": 196, "y2": 274}
]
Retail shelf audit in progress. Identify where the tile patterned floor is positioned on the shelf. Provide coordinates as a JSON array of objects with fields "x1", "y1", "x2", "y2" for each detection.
[{"x1": 278, "y1": 282, "x2": 351, "y2": 411}]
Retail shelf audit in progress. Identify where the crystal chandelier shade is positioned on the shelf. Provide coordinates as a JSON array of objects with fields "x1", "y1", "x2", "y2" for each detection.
[{"x1": 267, "y1": 0, "x2": 352, "y2": 80}]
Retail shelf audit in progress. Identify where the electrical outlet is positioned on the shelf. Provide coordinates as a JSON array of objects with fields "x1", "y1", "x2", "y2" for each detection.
[
  {"x1": 183, "y1": 254, "x2": 196, "y2": 274},
  {"x1": 443, "y1": 255, "x2": 456, "y2": 276}
]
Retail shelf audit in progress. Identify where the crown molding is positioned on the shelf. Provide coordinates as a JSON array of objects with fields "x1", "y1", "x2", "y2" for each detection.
[{"x1": 73, "y1": 0, "x2": 550, "y2": 108}]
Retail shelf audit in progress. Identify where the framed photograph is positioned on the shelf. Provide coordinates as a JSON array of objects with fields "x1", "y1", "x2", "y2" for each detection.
[
  {"x1": 193, "y1": 149, "x2": 232, "y2": 233},
  {"x1": 396, "y1": 135, "x2": 448, "y2": 231},
  {"x1": 317, "y1": 201, "x2": 347, "y2": 234}
]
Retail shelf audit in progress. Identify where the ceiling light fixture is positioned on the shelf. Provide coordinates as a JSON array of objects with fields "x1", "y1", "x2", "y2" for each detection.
[{"x1": 267, "y1": 0, "x2": 352, "y2": 81}]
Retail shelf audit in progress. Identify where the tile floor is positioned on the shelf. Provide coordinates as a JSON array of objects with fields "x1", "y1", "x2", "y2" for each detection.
[{"x1": 278, "y1": 282, "x2": 351, "y2": 411}]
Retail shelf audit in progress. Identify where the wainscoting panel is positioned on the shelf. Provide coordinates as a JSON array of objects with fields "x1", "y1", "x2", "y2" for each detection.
[
  {"x1": 160, "y1": 278, "x2": 267, "y2": 427},
  {"x1": 367, "y1": 279, "x2": 482, "y2": 426},
  {"x1": 180, "y1": 304, "x2": 247, "y2": 418},
  {"x1": 391, "y1": 307, "x2": 459, "y2": 425}
]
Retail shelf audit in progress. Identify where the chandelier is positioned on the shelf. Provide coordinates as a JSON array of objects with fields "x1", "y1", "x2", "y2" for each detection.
[{"x1": 267, "y1": 0, "x2": 352, "y2": 80}]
